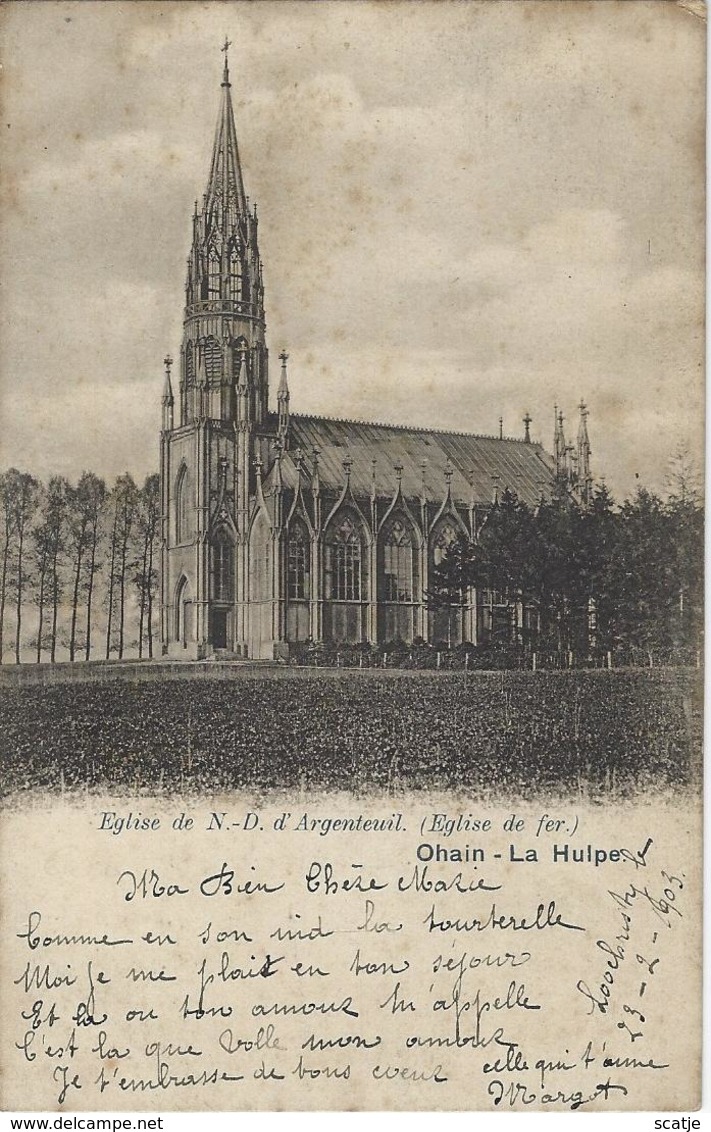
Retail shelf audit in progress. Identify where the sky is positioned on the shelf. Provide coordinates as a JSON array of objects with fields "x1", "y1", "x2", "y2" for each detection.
[{"x1": 0, "y1": 0, "x2": 705, "y2": 501}]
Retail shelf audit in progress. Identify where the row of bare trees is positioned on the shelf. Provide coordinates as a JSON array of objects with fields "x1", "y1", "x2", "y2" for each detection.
[{"x1": 0, "y1": 470, "x2": 160, "y2": 664}]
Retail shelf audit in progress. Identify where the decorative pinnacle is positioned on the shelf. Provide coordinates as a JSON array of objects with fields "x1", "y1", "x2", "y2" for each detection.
[
  {"x1": 444, "y1": 462, "x2": 453, "y2": 486},
  {"x1": 221, "y1": 37, "x2": 232, "y2": 86},
  {"x1": 278, "y1": 350, "x2": 289, "y2": 402},
  {"x1": 342, "y1": 456, "x2": 353, "y2": 482},
  {"x1": 394, "y1": 460, "x2": 403, "y2": 482},
  {"x1": 162, "y1": 354, "x2": 174, "y2": 406},
  {"x1": 499, "y1": 416, "x2": 504, "y2": 440},
  {"x1": 579, "y1": 399, "x2": 588, "y2": 418},
  {"x1": 523, "y1": 412, "x2": 532, "y2": 443}
]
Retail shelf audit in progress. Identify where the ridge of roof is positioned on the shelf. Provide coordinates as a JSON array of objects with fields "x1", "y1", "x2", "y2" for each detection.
[{"x1": 290, "y1": 412, "x2": 544, "y2": 448}]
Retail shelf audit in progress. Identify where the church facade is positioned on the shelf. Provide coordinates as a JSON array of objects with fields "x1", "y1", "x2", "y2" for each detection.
[{"x1": 159, "y1": 54, "x2": 592, "y2": 660}]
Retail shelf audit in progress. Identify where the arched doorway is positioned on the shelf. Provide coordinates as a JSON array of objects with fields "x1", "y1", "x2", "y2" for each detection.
[{"x1": 209, "y1": 528, "x2": 234, "y2": 650}]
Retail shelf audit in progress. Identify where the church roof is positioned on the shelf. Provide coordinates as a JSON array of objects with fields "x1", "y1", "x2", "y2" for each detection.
[{"x1": 285, "y1": 414, "x2": 555, "y2": 508}]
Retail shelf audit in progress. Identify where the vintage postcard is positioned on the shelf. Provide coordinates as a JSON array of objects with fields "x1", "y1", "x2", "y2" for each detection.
[{"x1": 0, "y1": 0, "x2": 704, "y2": 1115}]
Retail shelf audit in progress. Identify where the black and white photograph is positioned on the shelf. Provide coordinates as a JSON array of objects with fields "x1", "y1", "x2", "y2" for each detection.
[{"x1": 0, "y1": 0, "x2": 704, "y2": 1117}]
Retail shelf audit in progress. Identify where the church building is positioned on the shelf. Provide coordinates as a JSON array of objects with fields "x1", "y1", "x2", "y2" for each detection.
[{"x1": 160, "y1": 51, "x2": 592, "y2": 660}]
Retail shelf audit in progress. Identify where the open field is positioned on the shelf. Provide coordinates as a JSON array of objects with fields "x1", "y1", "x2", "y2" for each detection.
[{"x1": 0, "y1": 667, "x2": 701, "y2": 799}]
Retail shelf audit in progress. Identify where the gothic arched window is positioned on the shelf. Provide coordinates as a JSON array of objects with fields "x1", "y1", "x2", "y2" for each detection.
[
  {"x1": 185, "y1": 343, "x2": 194, "y2": 383},
  {"x1": 430, "y1": 518, "x2": 464, "y2": 647},
  {"x1": 325, "y1": 513, "x2": 363, "y2": 601},
  {"x1": 175, "y1": 465, "x2": 191, "y2": 544},
  {"x1": 288, "y1": 521, "x2": 310, "y2": 600},
  {"x1": 211, "y1": 529, "x2": 233, "y2": 601},
  {"x1": 203, "y1": 336, "x2": 222, "y2": 383},
  {"x1": 432, "y1": 520, "x2": 459, "y2": 566},
  {"x1": 382, "y1": 518, "x2": 414, "y2": 602},
  {"x1": 207, "y1": 250, "x2": 221, "y2": 300},
  {"x1": 228, "y1": 248, "x2": 243, "y2": 302}
]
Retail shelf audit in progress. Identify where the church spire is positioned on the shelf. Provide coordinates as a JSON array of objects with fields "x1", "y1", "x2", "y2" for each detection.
[
  {"x1": 204, "y1": 37, "x2": 248, "y2": 231},
  {"x1": 184, "y1": 45, "x2": 263, "y2": 316},
  {"x1": 180, "y1": 46, "x2": 268, "y2": 428}
]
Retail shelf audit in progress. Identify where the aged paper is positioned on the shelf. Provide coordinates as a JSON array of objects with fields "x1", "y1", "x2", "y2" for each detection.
[
  {"x1": 0, "y1": 794, "x2": 703, "y2": 1110},
  {"x1": 0, "y1": 0, "x2": 704, "y2": 1116}
]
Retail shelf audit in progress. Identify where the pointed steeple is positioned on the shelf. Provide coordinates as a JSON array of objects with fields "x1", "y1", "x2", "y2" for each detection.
[
  {"x1": 184, "y1": 46, "x2": 263, "y2": 316},
  {"x1": 204, "y1": 39, "x2": 249, "y2": 236},
  {"x1": 181, "y1": 46, "x2": 268, "y2": 428}
]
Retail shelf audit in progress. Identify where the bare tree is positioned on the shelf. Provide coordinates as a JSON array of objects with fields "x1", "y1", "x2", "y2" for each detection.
[
  {"x1": 83, "y1": 474, "x2": 106, "y2": 661},
  {"x1": 31, "y1": 484, "x2": 51, "y2": 663},
  {"x1": 133, "y1": 474, "x2": 160, "y2": 659},
  {"x1": 0, "y1": 470, "x2": 22, "y2": 662},
  {"x1": 46, "y1": 477, "x2": 70, "y2": 662},
  {"x1": 11, "y1": 473, "x2": 39, "y2": 664},
  {"x1": 67, "y1": 472, "x2": 107, "y2": 661},
  {"x1": 105, "y1": 474, "x2": 138, "y2": 660}
]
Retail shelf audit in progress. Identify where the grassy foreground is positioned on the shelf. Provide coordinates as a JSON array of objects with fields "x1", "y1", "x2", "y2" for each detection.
[{"x1": 0, "y1": 667, "x2": 701, "y2": 799}]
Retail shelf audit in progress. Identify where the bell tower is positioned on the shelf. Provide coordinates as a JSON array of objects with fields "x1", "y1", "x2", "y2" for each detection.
[{"x1": 161, "y1": 43, "x2": 269, "y2": 658}]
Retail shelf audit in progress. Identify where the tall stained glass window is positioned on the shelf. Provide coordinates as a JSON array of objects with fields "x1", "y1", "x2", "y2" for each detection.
[
  {"x1": 288, "y1": 523, "x2": 310, "y2": 600},
  {"x1": 382, "y1": 519, "x2": 413, "y2": 601},
  {"x1": 326, "y1": 514, "x2": 362, "y2": 601}
]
